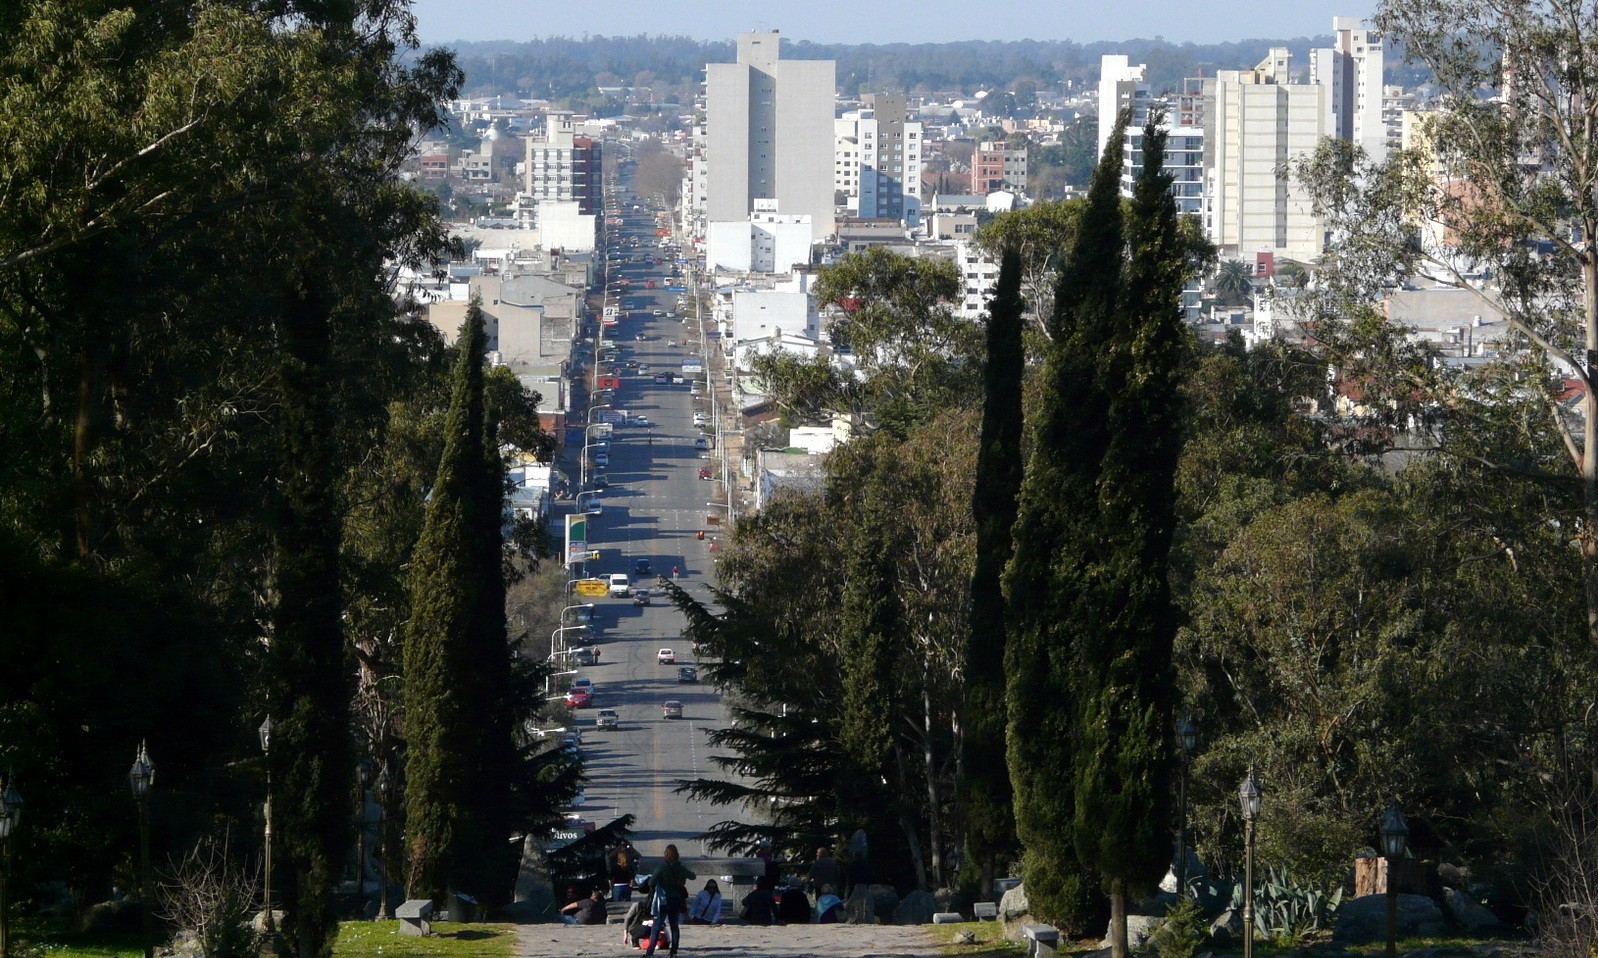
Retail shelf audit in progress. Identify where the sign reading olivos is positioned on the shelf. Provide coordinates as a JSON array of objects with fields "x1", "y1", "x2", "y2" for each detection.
[{"x1": 573, "y1": 578, "x2": 609, "y2": 598}]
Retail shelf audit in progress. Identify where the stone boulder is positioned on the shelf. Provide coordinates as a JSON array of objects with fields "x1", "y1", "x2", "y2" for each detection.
[
  {"x1": 1332, "y1": 893, "x2": 1446, "y2": 943},
  {"x1": 894, "y1": 889, "x2": 939, "y2": 925},
  {"x1": 1441, "y1": 887, "x2": 1502, "y2": 934},
  {"x1": 1000, "y1": 882, "x2": 1034, "y2": 940},
  {"x1": 1100, "y1": 914, "x2": 1165, "y2": 951},
  {"x1": 954, "y1": 930, "x2": 977, "y2": 945},
  {"x1": 845, "y1": 885, "x2": 880, "y2": 925},
  {"x1": 933, "y1": 887, "x2": 956, "y2": 914},
  {"x1": 869, "y1": 884, "x2": 901, "y2": 921},
  {"x1": 1209, "y1": 909, "x2": 1245, "y2": 946},
  {"x1": 80, "y1": 900, "x2": 141, "y2": 934}
]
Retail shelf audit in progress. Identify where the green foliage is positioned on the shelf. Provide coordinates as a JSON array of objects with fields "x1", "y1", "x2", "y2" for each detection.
[
  {"x1": 1147, "y1": 896, "x2": 1206, "y2": 958},
  {"x1": 1230, "y1": 866, "x2": 1344, "y2": 946}
]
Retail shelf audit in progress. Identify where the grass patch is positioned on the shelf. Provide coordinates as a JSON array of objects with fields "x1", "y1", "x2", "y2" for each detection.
[
  {"x1": 14, "y1": 922, "x2": 144, "y2": 958},
  {"x1": 333, "y1": 921, "x2": 517, "y2": 958},
  {"x1": 928, "y1": 920, "x2": 1028, "y2": 957}
]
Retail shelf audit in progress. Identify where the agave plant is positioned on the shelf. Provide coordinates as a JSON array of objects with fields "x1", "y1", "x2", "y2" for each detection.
[{"x1": 1230, "y1": 865, "x2": 1346, "y2": 945}]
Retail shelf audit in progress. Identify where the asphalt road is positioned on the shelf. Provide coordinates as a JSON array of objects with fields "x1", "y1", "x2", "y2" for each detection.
[{"x1": 554, "y1": 179, "x2": 737, "y2": 873}]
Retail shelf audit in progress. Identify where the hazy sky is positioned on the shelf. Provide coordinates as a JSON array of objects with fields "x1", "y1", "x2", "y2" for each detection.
[{"x1": 410, "y1": 0, "x2": 1377, "y2": 47}]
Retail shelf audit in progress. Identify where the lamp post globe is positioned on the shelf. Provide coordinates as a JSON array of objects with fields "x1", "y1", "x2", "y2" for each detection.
[
  {"x1": 258, "y1": 715, "x2": 275, "y2": 754},
  {"x1": 1178, "y1": 717, "x2": 1198, "y2": 755}
]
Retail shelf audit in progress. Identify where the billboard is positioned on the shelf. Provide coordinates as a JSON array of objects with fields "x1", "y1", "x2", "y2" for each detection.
[
  {"x1": 564, "y1": 514, "x2": 588, "y2": 565},
  {"x1": 597, "y1": 376, "x2": 622, "y2": 390},
  {"x1": 573, "y1": 578, "x2": 609, "y2": 598}
]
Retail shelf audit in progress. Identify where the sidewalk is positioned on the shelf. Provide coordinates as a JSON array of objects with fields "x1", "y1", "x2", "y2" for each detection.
[{"x1": 514, "y1": 921, "x2": 946, "y2": 957}]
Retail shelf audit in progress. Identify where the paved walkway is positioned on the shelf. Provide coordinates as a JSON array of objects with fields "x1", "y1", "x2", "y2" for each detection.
[{"x1": 514, "y1": 922, "x2": 946, "y2": 957}]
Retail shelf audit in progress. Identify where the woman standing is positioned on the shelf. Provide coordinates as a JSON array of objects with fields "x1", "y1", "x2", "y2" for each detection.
[
  {"x1": 687, "y1": 879, "x2": 722, "y2": 925},
  {"x1": 644, "y1": 844, "x2": 696, "y2": 958}
]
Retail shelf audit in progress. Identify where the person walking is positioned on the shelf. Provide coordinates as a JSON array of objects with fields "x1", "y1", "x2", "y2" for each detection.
[{"x1": 644, "y1": 844, "x2": 695, "y2": 958}]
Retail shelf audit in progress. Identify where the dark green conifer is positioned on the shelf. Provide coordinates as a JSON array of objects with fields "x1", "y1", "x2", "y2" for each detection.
[{"x1": 959, "y1": 248, "x2": 1026, "y2": 898}]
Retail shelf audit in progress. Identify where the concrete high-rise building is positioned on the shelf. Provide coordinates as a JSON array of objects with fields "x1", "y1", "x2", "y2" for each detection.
[
  {"x1": 1098, "y1": 54, "x2": 1150, "y2": 160},
  {"x1": 835, "y1": 95, "x2": 923, "y2": 225},
  {"x1": 1121, "y1": 121, "x2": 1204, "y2": 217},
  {"x1": 1202, "y1": 49, "x2": 1330, "y2": 261},
  {"x1": 971, "y1": 140, "x2": 1028, "y2": 194},
  {"x1": 524, "y1": 112, "x2": 600, "y2": 214},
  {"x1": 702, "y1": 31, "x2": 836, "y2": 245},
  {"x1": 1310, "y1": 17, "x2": 1387, "y2": 163}
]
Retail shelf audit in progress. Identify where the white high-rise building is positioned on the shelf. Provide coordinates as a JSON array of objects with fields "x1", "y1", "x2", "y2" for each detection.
[
  {"x1": 835, "y1": 95, "x2": 923, "y2": 226},
  {"x1": 1202, "y1": 48, "x2": 1330, "y2": 261},
  {"x1": 1098, "y1": 55, "x2": 1150, "y2": 160},
  {"x1": 702, "y1": 31, "x2": 836, "y2": 245},
  {"x1": 1310, "y1": 17, "x2": 1387, "y2": 163}
]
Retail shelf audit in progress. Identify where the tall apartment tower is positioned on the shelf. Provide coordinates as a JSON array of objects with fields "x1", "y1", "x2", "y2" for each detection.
[
  {"x1": 703, "y1": 31, "x2": 836, "y2": 244},
  {"x1": 1202, "y1": 49, "x2": 1330, "y2": 261},
  {"x1": 1098, "y1": 55, "x2": 1150, "y2": 160},
  {"x1": 971, "y1": 140, "x2": 1028, "y2": 194},
  {"x1": 524, "y1": 112, "x2": 600, "y2": 214},
  {"x1": 1310, "y1": 17, "x2": 1387, "y2": 163},
  {"x1": 835, "y1": 95, "x2": 924, "y2": 225}
]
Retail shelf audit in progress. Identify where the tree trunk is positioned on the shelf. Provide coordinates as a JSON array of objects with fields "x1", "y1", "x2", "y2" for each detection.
[
  {"x1": 894, "y1": 745, "x2": 930, "y2": 890},
  {"x1": 72, "y1": 338, "x2": 110, "y2": 562},
  {"x1": 1110, "y1": 878, "x2": 1128, "y2": 958},
  {"x1": 923, "y1": 671, "x2": 945, "y2": 889},
  {"x1": 1585, "y1": 252, "x2": 1598, "y2": 649}
]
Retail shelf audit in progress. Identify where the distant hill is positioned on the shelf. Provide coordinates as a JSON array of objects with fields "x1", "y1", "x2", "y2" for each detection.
[{"x1": 444, "y1": 33, "x2": 1428, "y2": 106}]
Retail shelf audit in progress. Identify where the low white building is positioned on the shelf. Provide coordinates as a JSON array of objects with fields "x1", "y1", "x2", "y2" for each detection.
[
  {"x1": 730, "y1": 272, "x2": 820, "y2": 342},
  {"x1": 706, "y1": 203, "x2": 814, "y2": 273},
  {"x1": 537, "y1": 200, "x2": 597, "y2": 252}
]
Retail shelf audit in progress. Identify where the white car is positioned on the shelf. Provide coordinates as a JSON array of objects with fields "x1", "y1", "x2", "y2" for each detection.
[
  {"x1": 608, "y1": 574, "x2": 631, "y2": 597},
  {"x1": 592, "y1": 452, "x2": 609, "y2": 467},
  {"x1": 657, "y1": 648, "x2": 676, "y2": 664},
  {"x1": 596, "y1": 709, "x2": 619, "y2": 730}
]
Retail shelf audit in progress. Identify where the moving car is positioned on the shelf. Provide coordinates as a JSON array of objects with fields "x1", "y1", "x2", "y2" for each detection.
[
  {"x1": 591, "y1": 452, "x2": 609, "y2": 467},
  {"x1": 698, "y1": 467, "x2": 712, "y2": 481},
  {"x1": 571, "y1": 677, "x2": 595, "y2": 694},
  {"x1": 608, "y1": 573, "x2": 631, "y2": 597},
  {"x1": 633, "y1": 589, "x2": 652, "y2": 606},
  {"x1": 634, "y1": 558, "x2": 652, "y2": 576},
  {"x1": 571, "y1": 647, "x2": 600, "y2": 667},
  {"x1": 662, "y1": 700, "x2": 684, "y2": 719},
  {"x1": 596, "y1": 708, "x2": 619, "y2": 730},
  {"x1": 677, "y1": 666, "x2": 698, "y2": 683},
  {"x1": 657, "y1": 648, "x2": 676, "y2": 664},
  {"x1": 586, "y1": 501, "x2": 604, "y2": 516},
  {"x1": 565, "y1": 687, "x2": 593, "y2": 708}
]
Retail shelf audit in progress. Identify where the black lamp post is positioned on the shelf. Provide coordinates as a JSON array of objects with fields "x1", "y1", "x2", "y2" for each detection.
[
  {"x1": 374, "y1": 764, "x2": 391, "y2": 921},
  {"x1": 1238, "y1": 770, "x2": 1262, "y2": 958},
  {"x1": 128, "y1": 744, "x2": 155, "y2": 958},
  {"x1": 0, "y1": 775, "x2": 22, "y2": 958},
  {"x1": 1176, "y1": 717, "x2": 1198, "y2": 891},
  {"x1": 355, "y1": 759, "x2": 371, "y2": 919},
  {"x1": 259, "y1": 716, "x2": 276, "y2": 939},
  {"x1": 1381, "y1": 805, "x2": 1409, "y2": 958}
]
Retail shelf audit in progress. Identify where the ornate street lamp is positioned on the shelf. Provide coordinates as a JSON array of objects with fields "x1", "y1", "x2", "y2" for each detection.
[
  {"x1": 259, "y1": 716, "x2": 276, "y2": 939},
  {"x1": 1381, "y1": 805, "x2": 1410, "y2": 958},
  {"x1": 374, "y1": 764, "x2": 392, "y2": 920},
  {"x1": 1238, "y1": 770, "x2": 1262, "y2": 958},
  {"x1": 1176, "y1": 717, "x2": 1198, "y2": 891},
  {"x1": 355, "y1": 759, "x2": 371, "y2": 919},
  {"x1": 0, "y1": 775, "x2": 22, "y2": 958},
  {"x1": 127, "y1": 744, "x2": 155, "y2": 958}
]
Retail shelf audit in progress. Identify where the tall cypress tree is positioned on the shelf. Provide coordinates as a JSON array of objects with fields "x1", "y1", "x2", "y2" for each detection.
[
  {"x1": 269, "y1": 276, "x2": 353, "y2": 958},
  {"x1": 1070, "y1": 119, "x2": 1186, "y2": 958},
  {"x1": 402, "y1": 299, "x2": 490, "y2": 903},
  {"x1": 1002, "y1": 111, "x2": 1129, "y2": 929},
  {"x1": 959, "y1": 248, "x2": 1026, "y2": 899}
]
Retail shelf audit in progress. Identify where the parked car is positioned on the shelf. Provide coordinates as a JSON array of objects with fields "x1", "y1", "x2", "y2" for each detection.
[
  {"x1": 565, "y1": 687, "x2": 593, "y2": 708},
  {"x1": 653, "y1": 308, "x2": 665, "y2": 316},
  {"x1": 571, "y1": 647, "x2": 600, "y2": 667},
  {"x1": 678, "y1": 666, "x2": 698, "y2": 683},
  {"x1": 596, "y1": 708, "x2": 619, "y2": 730},
  {"x1": 662, "y1": 700, "x2": 684, "y2": 719},
  {"x1": 608, "y1": 573, "x2": 631, "y2": 597},
  {"x1": 657, "y1": 648, "x2": 676, "y2": 664},
  {"x1": 592, "y1": 452, "x2": 609, "y2": 467},
  {"x1": 586, "y1": 501, "x2": 604, "y2": 516},
  {"x1": 698, "y1": 467, "x2": 712, "y2": 481}
]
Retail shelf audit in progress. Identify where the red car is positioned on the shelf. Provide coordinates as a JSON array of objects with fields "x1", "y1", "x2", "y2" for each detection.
[
  {"x1": 565, "y1": 687, "x2": 594, "y2": 708},
  {"x1": 698, "y1": 466, "x2": 712, "y2": 480}
]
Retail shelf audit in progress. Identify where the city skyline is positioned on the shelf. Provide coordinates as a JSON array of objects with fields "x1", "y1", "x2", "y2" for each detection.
[{"x1": 410, "y1": 0, "x2": 1378, "y2": 47}]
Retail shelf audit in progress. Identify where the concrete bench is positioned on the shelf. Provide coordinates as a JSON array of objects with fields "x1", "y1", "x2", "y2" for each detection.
[
  {"x1": 396, "y1": 899, "x2": 433, "y2": 937},
  {"x1": 1022, "y1": 923, "x2": 1060, "y2": 958},
  {"x1": 973, "y1": 901, "x2": 999, "y2": 920},
  {"x1": 932, "y1": 912, "x2": 964, "y2": 924}
]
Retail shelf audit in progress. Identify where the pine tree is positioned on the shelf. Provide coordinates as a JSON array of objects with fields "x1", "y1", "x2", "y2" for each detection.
[
  {"x1": 1002, "y1": 110, "x2": 1129, "y2": 930},
  {"x1": 1070, "y1": 118, "x2": 1186, "y2": 958},
  {"x1": 269, "y1": 279, "x2": 353, "y2": 958},
  {"x1": 402, "y1": 299, "x2": 490, "y2": 903},
  {"x1": 959, "y1": 248, "x2": 1026, "y2": 899}
]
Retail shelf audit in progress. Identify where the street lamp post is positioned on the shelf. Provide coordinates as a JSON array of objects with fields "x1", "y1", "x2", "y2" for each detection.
[
  {"x1": 1238, "y1": 770, "x2": 1262, "y2": 958},
  {"x1": 1176, "y1": 717, "x2": 1198, "y2": 892},
  {"x1": 1381, "y1": 805, "x2": 1410, "y2": 958},
  {"x1": 259, "y1": 716, "x2": 276, "y2": 939},
  {"x1": 128, "y1": 744, "x2": 155, "y2": 958},
  {"x1": 355, "y1": 759, "x2": 371, "y2": 919},
  {"x1": 374, "y1": 765, "x2": 391, "y2": 921},
  {"x1": 0, "y1": 775, "x2": 22, "y2": 958}
]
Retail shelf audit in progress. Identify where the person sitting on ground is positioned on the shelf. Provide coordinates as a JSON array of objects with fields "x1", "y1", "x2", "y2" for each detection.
[
  {"x1": 806, "y1": 846, "x2": 841, "y2": 895},
  {"x1": 560, "y1": 888, "x2": 608, "y2": 925},
  {"x1": 739, "y1": 876, "x2": 778, "y2": 926},
  {"x1": 687, "y1": 879, "x2": 722, "y2": 925},
  {"x1": 814, "y1": 884, "x2": 844, "y2": 924},
  {"x1": 776, "y1": 884, "x2": 811, "y2": 925}
]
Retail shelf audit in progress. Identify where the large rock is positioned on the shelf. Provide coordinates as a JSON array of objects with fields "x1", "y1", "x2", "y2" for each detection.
[
  {"x1": 1101, "y1": 914, "x2": 1166, "y2": 951},
  {"x1": 894, "y1": 889, "x2": 939, "y2": 925},
  {"x1": 1210, "y1": 909, "x2": 1245, "y2": 946},
  {"x1": 1000, "y1": 883, "x2": 1034, "y2": 941},
  {"x1": 845, "y1": 885, "x2": 880, "y2": 925},
  {"x1": 80, "y1": 900, "x2": 141, "y2": 934},
  {"x1": 1332, "y1": 893, "x2": 1446, "y2": 943},
  {"x1": 1441, "y1": 887, "x2": 1502, "y2": 934}
]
